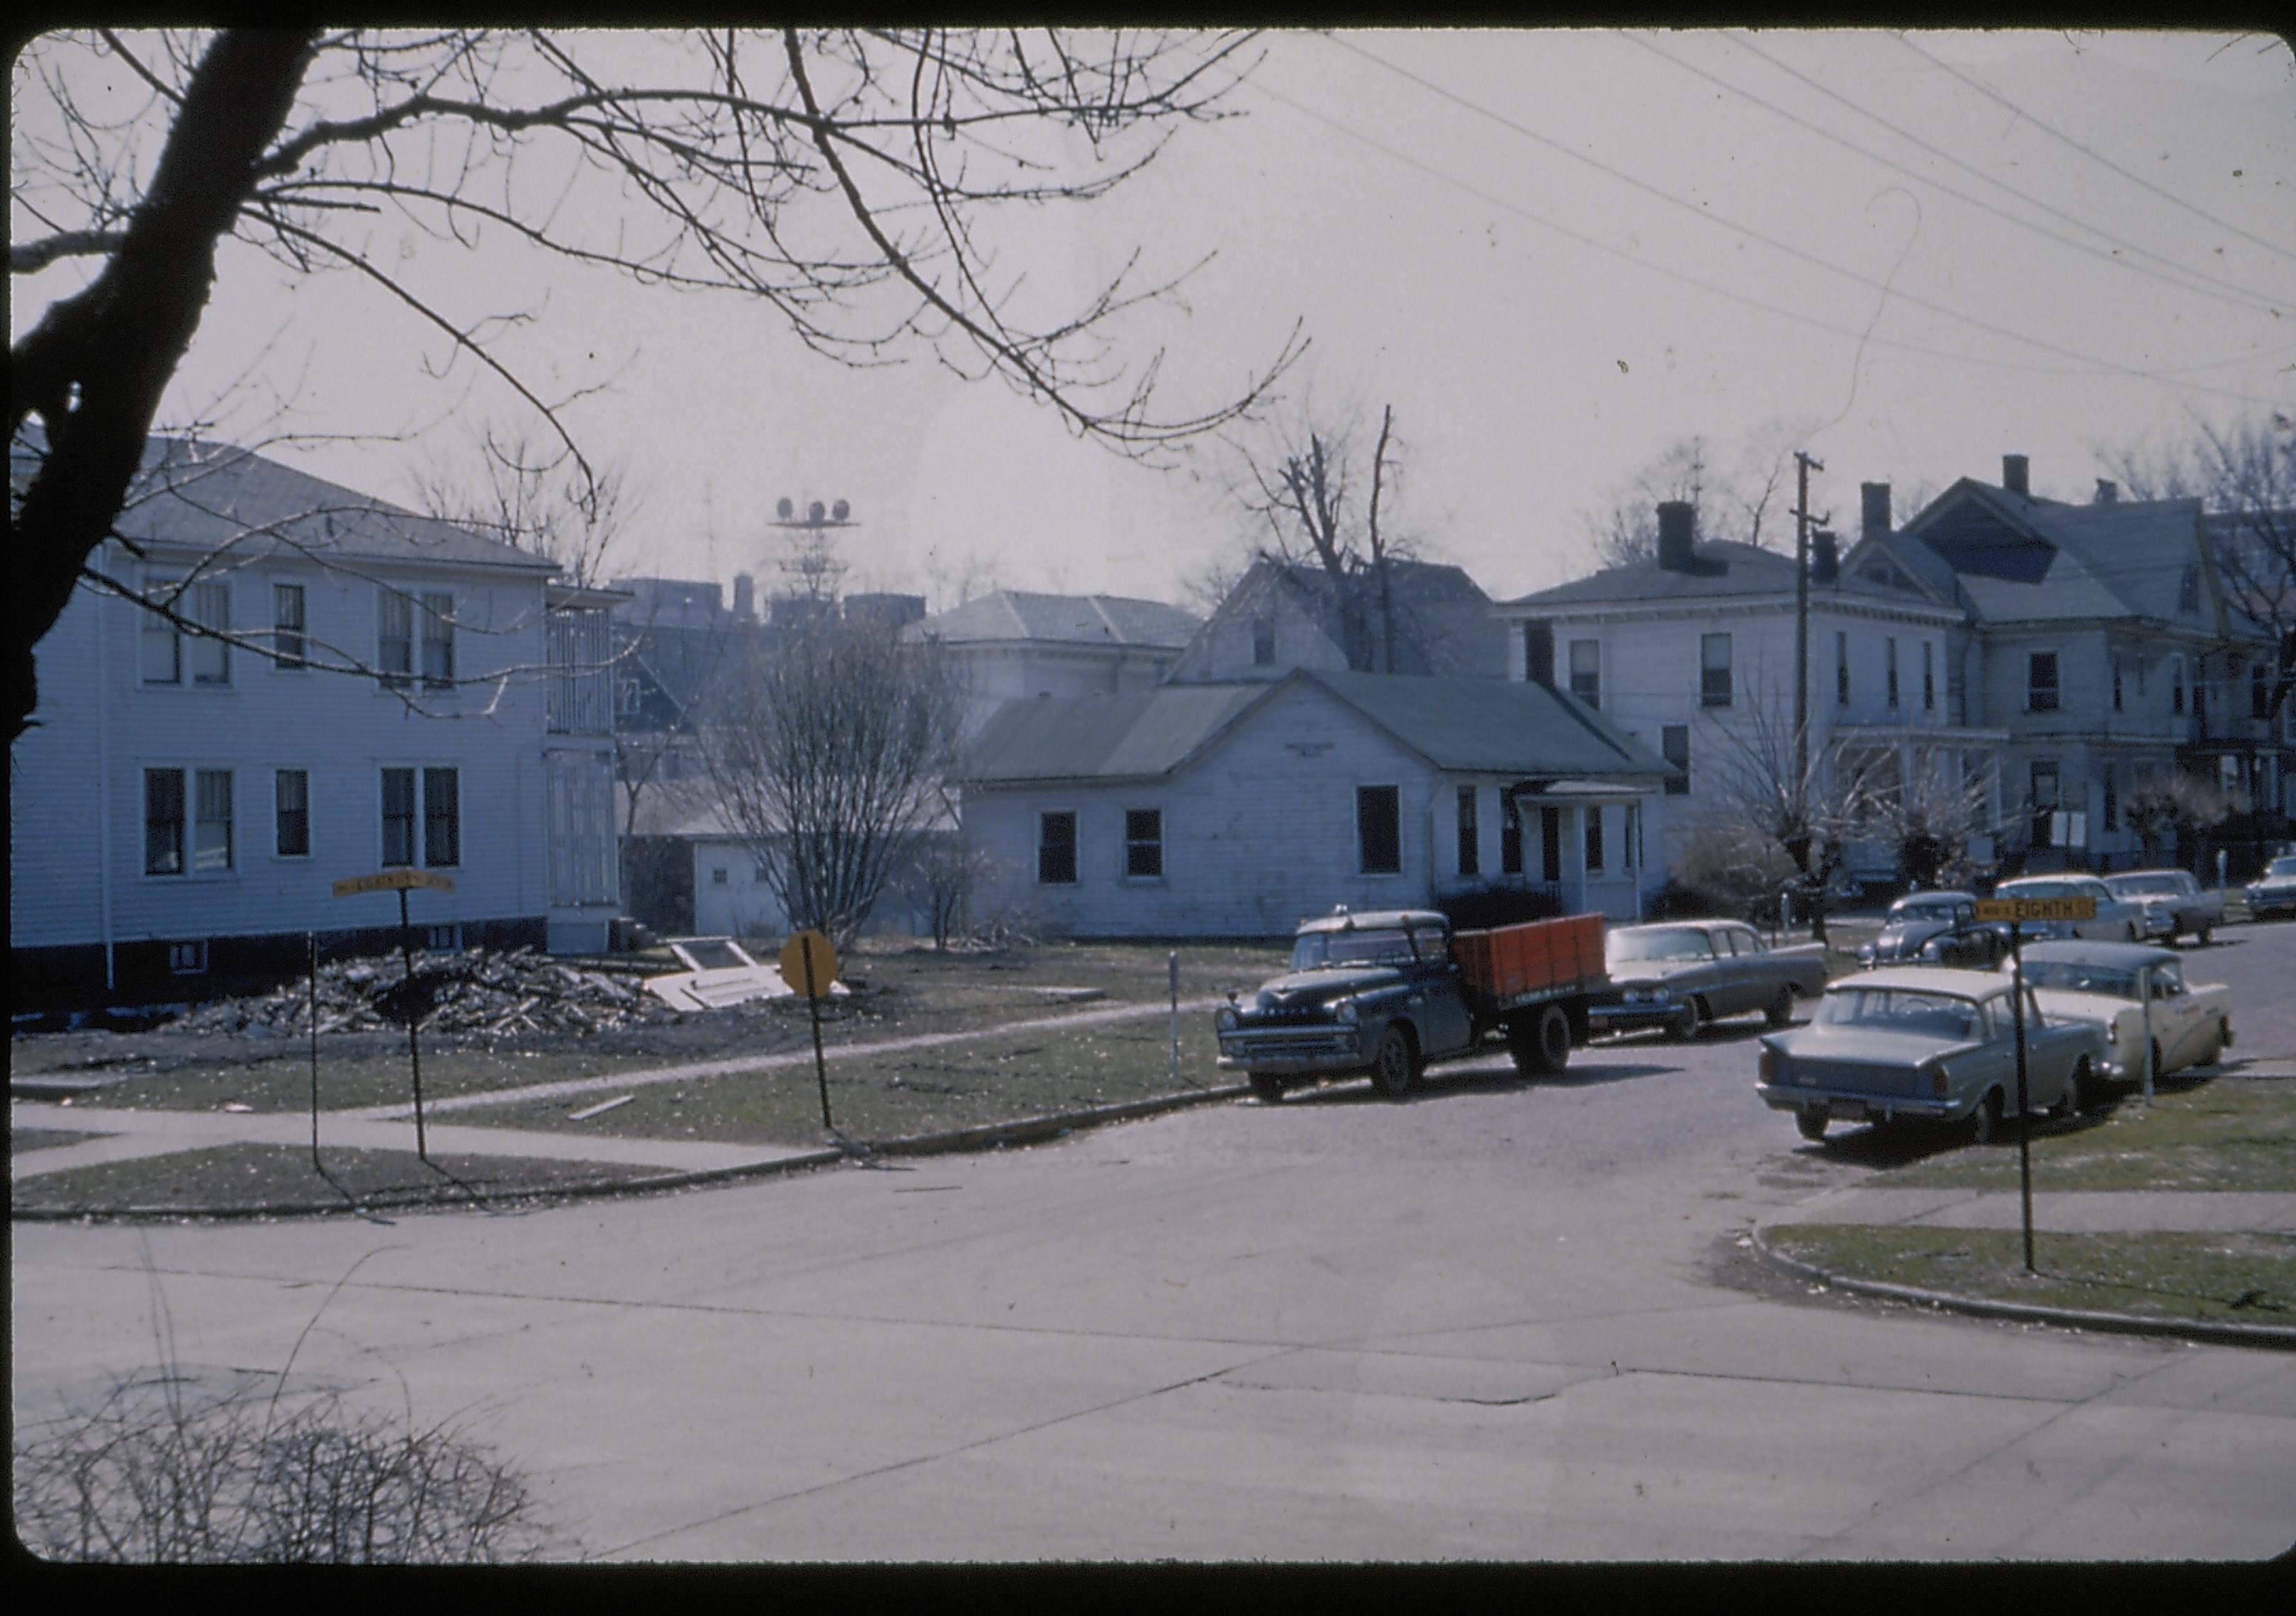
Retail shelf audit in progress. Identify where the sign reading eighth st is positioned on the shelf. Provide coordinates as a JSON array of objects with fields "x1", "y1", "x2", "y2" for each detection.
[
  {"x1": 332, "y1": 869, "x2": 456, "y2": 897},
  {"x1": 1974, "y1": 897, "x2": 2099, "y2": 923}
]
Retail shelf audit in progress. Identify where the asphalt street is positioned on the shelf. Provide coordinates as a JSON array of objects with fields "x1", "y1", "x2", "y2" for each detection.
[{"x1": 12, "y1": 923, "x2": 2296, "y2": 1562}]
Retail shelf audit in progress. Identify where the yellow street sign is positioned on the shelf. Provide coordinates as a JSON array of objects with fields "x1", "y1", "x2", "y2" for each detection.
[
  {"x1": 779, "y1": 930, "x2": 840, "y2": 998},
  {"x1": 1974, "y1": 897, "x2": 2097, "y2": 923},
  {"x1": 333, "y1": 869, "x2": 456, "y2": 897}
]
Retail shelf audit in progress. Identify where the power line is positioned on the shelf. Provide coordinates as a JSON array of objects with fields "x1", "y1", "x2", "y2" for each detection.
[
  {"x1": 1302, "y1": 36, "x2": 2288, "y2": 409},
  {"x1": 1622, "y1": 28, "x2": 2290, "y2": 318},
  {"x1": 1891, "y1": 31, "x2": 2296, "y2": 269}
]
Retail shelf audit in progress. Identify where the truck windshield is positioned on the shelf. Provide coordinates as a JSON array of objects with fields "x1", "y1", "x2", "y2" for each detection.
[
  {"x1": 1290, "y1": 928, "x2": 1424, "y2": 971},
  {"x1": 1608, "y1": 928, "x2": 1713, "y2": 963},
  {"x1": 1816, "y1": 988, "x2": 1986, "y2": 1042},
  {"x1": 2021, "y1": 960, "x2": 2140, "y2": 999}
]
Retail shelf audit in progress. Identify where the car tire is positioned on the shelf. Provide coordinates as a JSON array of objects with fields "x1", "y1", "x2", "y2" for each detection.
[
  {"x1": 1509, "y1": 1005, "x2": 1572, "y2": 1076},
  {"x1": 2197, "y1": 925, "x2": 2213, "y2": 946},
  {"x1": 1795, "y1": 1108, "x2": 1828, "y2": 1142},
  {"x1": 2201, "y1": 1021, "x2": 2227, "y2": 1067},
  {"x1": 1248, "y1": 1072, "x2": 1286, "y2": 1104},
  {"x1": 1370, "y1": 1026, "x2": 1418, "y2": 1099},
  {"x1": 2052, "y1": 1064, "x2": 2086, "y2": 1121},
  {"x1": 1971, "y1": 1088, "x2": 2005, "y2": 1145},
  {"x1": 1764, "y1": 986, "x2": 1796, "y2": 1029},
  {"x1": 1664, "y1": 999, "x2": 1707, "y2": 1043}
]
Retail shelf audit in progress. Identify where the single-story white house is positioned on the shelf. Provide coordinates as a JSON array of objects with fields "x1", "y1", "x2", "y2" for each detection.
[{"x1": 955, "y1": 668, "x2": 1677, "y2": 938}]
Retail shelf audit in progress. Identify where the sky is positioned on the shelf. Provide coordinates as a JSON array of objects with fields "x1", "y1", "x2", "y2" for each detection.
[{"x1": 15, "y1": 27, "x2": 2296, "y2": 615}]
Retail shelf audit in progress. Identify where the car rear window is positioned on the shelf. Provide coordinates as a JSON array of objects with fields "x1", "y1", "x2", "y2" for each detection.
[{"x1": 1817, "y1": 987, "x2": 1985, "y2": 1042}]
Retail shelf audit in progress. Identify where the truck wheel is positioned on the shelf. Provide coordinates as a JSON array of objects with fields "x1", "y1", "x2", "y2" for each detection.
[
  {"x1": 1370, "y1": 1026, "x2": 1418, "y2": 1098},
  {"x1": 1248, "y1": 1072, "x2": 1285, "y2": 1104},
  {"x1": 1509, "y1": 1005, "x2": 1572, "y2": 1076},
  {"x1": 1764, "y1": 985, "x2": 1796, "y2": 1029},
  {"x1": 1664, "y1": 999, "x2": 1707, "y2": 1043},
  {"x1": 1795, "y1": 1108, "x2": 1828, "y2": 1142}
]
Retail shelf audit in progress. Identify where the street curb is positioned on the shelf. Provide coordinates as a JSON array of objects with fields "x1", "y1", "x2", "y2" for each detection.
[
  {"x1": 1748, "y1": 1223, "x2": 2296, "y2": 1352},
  {"x1": 6, "y1": 1083, "x2": 1254, "y2": 1223}
]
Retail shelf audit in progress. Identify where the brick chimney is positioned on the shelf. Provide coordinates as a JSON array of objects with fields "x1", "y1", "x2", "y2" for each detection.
[
  {"x1": 1656, "y1": 500, "x2": 1696, "y2": 572},
  {"x1": 1860, "y1": 482, "x2": 1891, "y2": 541},
  {"x1": 1811, "y1": 529, "x2": 1840, "y2": 585},
  {"x1": 2003, "y1": 454, "x2": 2030, "y2": 497},
  {"x1": 2094, "y1": 478, "x2": 2119, "y2": 505},
  {"x1": 732, "y1": 571, "x2": 755, "y2": 621}
]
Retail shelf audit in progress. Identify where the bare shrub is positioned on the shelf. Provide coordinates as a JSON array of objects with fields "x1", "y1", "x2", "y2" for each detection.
[{"x1": 13, "y1": 1374, "x2": 548, "y2": 1564}]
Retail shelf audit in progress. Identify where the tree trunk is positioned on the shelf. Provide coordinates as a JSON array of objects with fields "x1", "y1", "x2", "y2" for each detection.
[{"x1": 9, "y1": 28, "x2": 318, "y2": 741}]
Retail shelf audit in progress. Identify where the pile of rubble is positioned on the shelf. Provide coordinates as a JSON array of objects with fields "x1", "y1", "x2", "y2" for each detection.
[{"x1": 168, "y1": 948, "x2": 689, "y2": 1041}]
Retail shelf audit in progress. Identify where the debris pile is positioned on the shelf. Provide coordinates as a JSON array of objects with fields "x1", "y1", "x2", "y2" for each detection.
[{"x1": 168, "y1": 948, "x2": 688, "y2": 1040}]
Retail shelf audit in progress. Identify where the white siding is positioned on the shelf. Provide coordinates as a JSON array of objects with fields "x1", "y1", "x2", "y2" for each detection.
[{"x1": 12, "y1": 542, "x2": 566, "y2": 958}]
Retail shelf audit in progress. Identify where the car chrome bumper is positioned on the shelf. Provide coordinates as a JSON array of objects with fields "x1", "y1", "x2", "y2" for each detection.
[
  {"x1": 1217, "y1": 1029, "x2": 1364, "y2": 1075},
  {"x1": 1755, "y1": 1082, "x2": 1958, "y2": 1124},
  {"x1": 1586, "y1": 1001, "x2": 1683, "y2": 1033}
]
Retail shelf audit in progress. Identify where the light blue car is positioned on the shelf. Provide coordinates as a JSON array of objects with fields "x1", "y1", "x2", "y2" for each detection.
[{"x1": 1756, "y1": 966, "x2": 2105, "y2": 1143}]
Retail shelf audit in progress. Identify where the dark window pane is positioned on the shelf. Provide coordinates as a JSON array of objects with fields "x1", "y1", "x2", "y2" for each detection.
[
  {"x1": 1039, "y1": 812, "x2": 1077, "y2": 884},
  {"x1": 1125, "y1": 809, "x2": 1162, "y2": 879},
  {"x1": 381, "y1": 768, "x2": 416, "y2": 866},
  {"x1": 145, "y1": 769, "x2": 185, "y2": 875},
  {"x1": 1456, "y1": 785, "x2": 1478, "y2": 876},
  {"x1": 1358, "y1": 785, "x2": 1401, "y2": 875},
  {"x1": 423, "y1": 768, "x2": 459, "y2": 867},
  {"x1": 276, "y1": 769, "x2": 310, "y2": 857}
]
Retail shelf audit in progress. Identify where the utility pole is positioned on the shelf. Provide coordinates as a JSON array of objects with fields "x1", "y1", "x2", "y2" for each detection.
[{"x1": 1792, "y1": 451, "x2": 1825, "y2": 791}]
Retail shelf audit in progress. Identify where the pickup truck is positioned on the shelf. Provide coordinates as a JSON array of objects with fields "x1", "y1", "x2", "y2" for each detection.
[
  {"x1": 1215, "y1": 907, "x2": 1610, "y2": 1101},
  {"x1": 1588, "y1": 919, "x2": 1830, "y2": 1040}
]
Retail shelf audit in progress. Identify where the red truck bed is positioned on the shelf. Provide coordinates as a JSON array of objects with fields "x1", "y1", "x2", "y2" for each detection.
[{"x1": 1452, "y1": 913, "x2": 1608, "y2": 1009}]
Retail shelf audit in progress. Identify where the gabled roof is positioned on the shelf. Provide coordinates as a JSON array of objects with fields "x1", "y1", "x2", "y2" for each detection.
[
  {"x1": 63, "y1": 435, "x2": 563, "y2": 575},
  {"x1": 1889, "y1": 478, "x2": 2215, "y2": 629},
  {"x1": 906, "y1": 589, "x2": 1200, "y2": 649},
  {"x1": 957, "y1": 668, "x2": 1673, "y2": 785},
  {"x1": 1179, "y1": 555, "x2": 1509, "y2": 678},
  {"x1": 1504, "y1": 539, "x2": 1934, "y2": 611}
]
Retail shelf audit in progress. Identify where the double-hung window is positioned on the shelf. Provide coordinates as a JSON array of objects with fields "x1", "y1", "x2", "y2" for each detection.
[
  {"x1": 1584, "y1": 806, "x2": 1606, "y2": 873},
  {"x1": 421, "y1": 592, "x2": 454, "y2": 690},
  {"x1": 378, "y1": 591, "x2": 415, "y2": 689},
  {"x1": 1700, "y1": 633, "x2": 1733, "y2": 707},
  {"x1": 1662, "y1": 726, "x2": 1689, "y2": 796},
  {"x1": 1456, "y1": 786, "x2": 1479, "y2": 877},
  {"x1": 274, "y1": 583, "x2": 307, "y2": 669},
  {"x1": 275, "y1": 769, "x2": 310, "y2": 858},
  {"x1": 140, "y1": 578, "x2": 230, "y2": 684},
  {"x1": 1885, "y1": 639, "x2": 1900, "y2": 708},
  {"x1": 144, "y1": 768, "x2": 232, "y2": 875},
  {"x1": 382, "y1": 767, "x2": 460, "y2": 868},
  {"x1": 1923, "y1": 641, "x2": 1936, "y2": 711},
  {"x1": 1568, "y1": 639, "x2": 1600, "y2": 709},
  {"x1": 2027, "y1": 651, "x2": 2060, "y2": 713},
  {"x1": 1835, "y1": 632, "x2": 1850, "y2": 706},
  {"x1": 1124, "y1": 809, "x2": 1164, "y2": 880}
]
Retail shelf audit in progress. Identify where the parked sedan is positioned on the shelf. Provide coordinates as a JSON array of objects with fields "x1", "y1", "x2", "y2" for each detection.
[
  {"x1": 2006, "y1": 941, "x2": 2234, "y2": 1105},
  {"x1": 1990, "y1": 873, "x2": 2144, "y2": 942},
  {"x1": 2246, "y1": 853, "x2": 2296, "y2": 921},
  {"x1": 2103, "y1": 868, "x2": 2222, "y2": 946},
  {"x1": 1857, "y1": 890, "x2": 1980, "y2": 967},
  {"x1": 1592, "y1": 919, "x2": 1829, "y2": 1041},
  {"x1": 1908, "y1": 921, "x2": 2015, "y2": 970},
  {"x1": 1756, "y1": 966, "x2": 2103, "y2": 1143}
]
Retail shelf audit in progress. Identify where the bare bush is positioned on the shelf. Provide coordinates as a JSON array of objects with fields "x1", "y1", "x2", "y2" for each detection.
[{"x1": 13, "y1": 1374, "x2": 548, "y2": 1564}]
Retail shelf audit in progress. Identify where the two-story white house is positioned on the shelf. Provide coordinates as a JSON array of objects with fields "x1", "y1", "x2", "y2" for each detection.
[
  {"x1": 1842, "y1": 455, "x2": 2290, "y2": 873},
  {"x1": 9, "y1": 436, "x2": 622, "y2": 1009},
  {"x1": 1166, "y1": 556, "x2": 1510, "y2": 683},
  {"x1": 1497, "y1": 498, "x2": 1987, "y2": 885},
  {"x1": 955, "y1": 667, "x2": 1675, "y2": 937}
]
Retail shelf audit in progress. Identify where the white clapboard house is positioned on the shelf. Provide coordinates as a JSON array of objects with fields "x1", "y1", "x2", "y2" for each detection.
[
  {"x1": 9, "y1": 435, "x2": 623, "y2": 1009},
  {"x1": 955, "y1": 668, "x2": 1677, "y2": 938}
]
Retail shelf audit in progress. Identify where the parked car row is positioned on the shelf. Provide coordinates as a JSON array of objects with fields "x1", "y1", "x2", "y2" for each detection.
[{"x1": 1210, "y1": 893, "x2": 2236, "y2": 1147}]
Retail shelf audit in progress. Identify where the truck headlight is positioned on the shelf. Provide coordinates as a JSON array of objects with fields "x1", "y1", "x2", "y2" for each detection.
[
  {"x1": 1334, "y1": 999, "x2": 1358, "y2": 1024},
  {"x1": 1215, "y1": 1006, "x2": 1238, "y2": 1031}
]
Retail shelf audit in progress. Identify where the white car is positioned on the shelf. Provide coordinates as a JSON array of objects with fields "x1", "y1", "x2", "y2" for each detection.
[
  {"x1": 2247, "y1": 853, "x2": 2296, "y2": 921},
  {"x1": 2103, "y1": 868, "x2": 2222, "y2": 946},
  {"x1": 1990, "y1": 874, "x2": 2144, "y2": 942},
  {"x1": 2006, "y1": 940, "x2": 2232, "y2": 1106}
]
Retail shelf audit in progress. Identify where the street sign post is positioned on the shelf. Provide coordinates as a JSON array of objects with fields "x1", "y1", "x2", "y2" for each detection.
[
  {"x1": 1972, "y1": 894, "x2": 2098, "y2": 1271},
  {"x1": 781, "y1": 930, "x2": 840, "y2": 1132},
  {"x1": 334, "y1": 868, "x2": 456, "y2": 1160}
]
